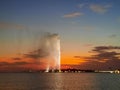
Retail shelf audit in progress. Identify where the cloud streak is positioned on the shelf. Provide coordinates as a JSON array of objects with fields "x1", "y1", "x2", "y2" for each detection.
[
  {"x1": 109, "y1": 34, "x2": 117, "y2": 38},
  {"x1": 73, "y1": 46, "x2": 120, "y2": 70},
  {"x1": 0, "y1": 61, "x2": 30, "y2": 66},
  {"x1": 24, "y1": 49, "x2": 49, "y2": 59},
  {"x1": 89, "y1": 4, "x2": 112, "y2": 14},
  {"x1": 63, "y1": 3, "x2": 112, "y2": 19},
  {"x1": 84, "y1": 46, "x2": 120, "y2": 64},
  {"x1": 63, "y1": 12, "x2": 84, "y2": 18},
  {"x1": 12, "y1": 57, "x2": 21, "y2": 60},
  {"x1": 78, "y1": 3, "x2": 86, "y2": 8},
  {"x1": 92, "y1": 46, "x2": 120, "y2": 52}
]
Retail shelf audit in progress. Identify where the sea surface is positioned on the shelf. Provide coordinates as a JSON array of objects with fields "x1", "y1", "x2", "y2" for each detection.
[{"x1": 0, "y1": 73, "x2": 120, "y2": 90}]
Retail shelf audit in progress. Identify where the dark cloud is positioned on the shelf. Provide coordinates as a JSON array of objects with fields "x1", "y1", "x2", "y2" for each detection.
[
  {"x1": 74, "y1": 56, "x2": 82, "y2": 58},
  {"x1": 74, "y1": 46, "x2": 120, "y2": 70},
  {"x1": 81, "y1": 60, "x2": 120, "y2": 70},
  {"x1": 0, "y1": 61, "x2": 32, "y2": 72},
  {"x1": 92, "y1": 46, "x2": 120, "y2": 53},
  {"x1": 86, "y1": 51, "x2": 120, "y2": 61},
  {"x1": 0, "y1": 62, "x2": 10, "y2": 66},
  {"x1": 109, "y1": 34, "x2": 117, "y2": 38},
  {"x1": 12, "y1": 57, "x2": 21, "y2": 60},
  {"x1": 0, "y1": 61, "x2": 30, "y2": 66},
  {"x1": 86, "y1": 46, "x2": 120, "y2": 61},
  {"x1": 13, "y1": 62, "x2": 30, "y2": 65},
  {"x1": 24, "y1": 49, "x2": 49, "y2": 59}
]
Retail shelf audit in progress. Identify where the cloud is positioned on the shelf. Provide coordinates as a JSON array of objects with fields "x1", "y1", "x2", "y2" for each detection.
[
  {"x1": 92, "y1": 46, "x2": 120, "y2": 52},
  {"x1": 78, "y1": 3, "x2": 85, "y2": 8},
  {"x1": 12, "y1": 57, "x2": 21, "y2": 60},
  {"x1": 109, "y1": 34, "x2": 117, "y2": 38},
  {"x1": 0, "y1": 61, "x2": 30, "y2": 66},
  {"x1": 0, "y1": 61, "x2": 34, "y2": 72},
  {"x1": 84, "y1": 46, "x2": 120, "y2": 63},
  {"x1": 89, "y1": 4, "x2": 112, "y2": 14},
  {"x1": 74, "y1": 56, "x2": 82, "y2": 58},
  {"x1": 80, "y1": 59, "x2": 120, "y2": 70},
  {"x1": 0, "y1": 22, "x2": 27, "y2": 30},
  {"x1": 87, "y1": 51, "x2": 120, "y2": 61},
  {"x1": 24, "y1": 49, "x2": 49, "y2": 59},
  {"x1": 63, "y1": 12, "x2": 84, "y2": 18},
  {"x1": 76, "y1": 45, "x2": 120, "y2": 70},
  {"x1": 0, "y1": 62, "x2": 10, "y2": 66},
  {"x1": 73, "y1": 46, "x2": 120, "y2": 62},
  {"x1": 13, "y1": 62, "x2": 30, "y2": 65}
]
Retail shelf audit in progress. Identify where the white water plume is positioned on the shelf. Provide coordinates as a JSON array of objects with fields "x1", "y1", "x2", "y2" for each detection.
[{"x1": 42, "y1": 33, "x2": 61, "y2": 72}]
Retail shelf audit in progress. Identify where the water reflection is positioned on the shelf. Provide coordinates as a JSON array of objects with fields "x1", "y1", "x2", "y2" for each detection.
[{"x1": 0, "y1": 73, "x2": 120, "y2": 90}]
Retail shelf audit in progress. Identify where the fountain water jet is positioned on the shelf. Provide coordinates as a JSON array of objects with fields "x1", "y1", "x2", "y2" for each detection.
[{"x1": 43, "y1": 33, "x2": 61, "y2": 72}]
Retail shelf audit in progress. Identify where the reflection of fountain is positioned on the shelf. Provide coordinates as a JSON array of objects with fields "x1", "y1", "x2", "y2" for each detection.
[{"x1": 44, "y1": 33, "x2": 61, "y2": 72}]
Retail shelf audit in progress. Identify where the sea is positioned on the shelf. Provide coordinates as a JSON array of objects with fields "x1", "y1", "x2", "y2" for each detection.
[{"x1": 0, "y1": 73, "x2": 120, "y2": 90}]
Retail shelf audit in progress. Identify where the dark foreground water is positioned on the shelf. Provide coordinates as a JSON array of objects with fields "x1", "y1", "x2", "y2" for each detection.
[{"x1": 0, "y1": 73, "x2": 120, "y2": 90}]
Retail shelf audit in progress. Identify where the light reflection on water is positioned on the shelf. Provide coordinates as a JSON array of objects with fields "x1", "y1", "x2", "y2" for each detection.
[{"x1": 0, "y1": 73, "x2": 120, "y2": 90}]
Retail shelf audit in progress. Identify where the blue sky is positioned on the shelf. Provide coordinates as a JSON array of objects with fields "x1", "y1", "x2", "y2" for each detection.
[{"x1": 0, "y1": 0, "x2": 120, "y2": 50}]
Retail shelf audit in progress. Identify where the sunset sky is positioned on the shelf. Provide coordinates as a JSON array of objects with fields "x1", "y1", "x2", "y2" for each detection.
[{"x1": 0, "y1": 0, "x2": 120, "y2": 72}]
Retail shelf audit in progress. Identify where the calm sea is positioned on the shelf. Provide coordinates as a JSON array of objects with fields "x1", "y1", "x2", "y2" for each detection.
[{"x1": 0, "y1": 73, "x2": 120, "y2": 90}]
